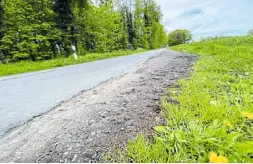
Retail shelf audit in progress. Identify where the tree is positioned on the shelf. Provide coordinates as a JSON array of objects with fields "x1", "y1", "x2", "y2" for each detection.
[
  {"x1": 53, "y1": 0, "x2": 88, "y2": 56},
  {"x1": 133, "y1": 0, "x2": 165, "y2": 49},
  {"x1": 0, "y1": 0, "x2": 62, "y2": 61},
  {"x1": 151, "y1": 22, "x2": 167, "y2": 49},
  {"x1": 0, "y1": 0, "x2": 3, "y2": 38},
  {"x1": 76, "y1": 0, "x2": 128, "y2": 53},
  {"x1": 143, "y1": 0, "x2": 164, "y2": 49},
  {"x1": 168, "y1": 29, "x2": 192, "y2": 46},
  {"x1": 0, "y1": 0, "x2": 167, "y2": 63},
  {"x1": 248, "y1": 29, "x2": 253, "y2": 36},
  {"x1": 133, "y1": 0, "x2": 145, "y2": 48},
  {"x1": 119, "y1": 4, "x2": 135, "y2": 49},
  {"x1": 0, "y1": 0, "x2": 5, "y2": 63}
]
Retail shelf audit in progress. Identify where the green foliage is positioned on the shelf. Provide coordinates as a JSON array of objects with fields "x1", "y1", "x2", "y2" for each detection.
[
  {"x1": 142, "y1": 0, "x2": 165, "y2": 49},
  {"x1": 0, "y1": 49, "x2": 147, "y2": 76},
  {"x1": 248, "y1": 29, "x2": 253, "y2": 36},
  {"x1": 0, "y1": 0, "x2": 166, "y2": 64},
  {"x1": 53, "y1": 0, "x2": 89, "y2": 56},
  {"x1": 0, "y1": 0, "x2": 62, "y2": 61},
  {"x1": 0, "y1": 0, "x2": 4, "y2": 63},
  {"x1": 151, "y1": 22, "x2": 167, "y2": 49},
  {"x1": 119, "y1": 36, "x2": 253, "y2": 163},
  {"x1": 0, "y1": 0, "x2": 3, "y2": 38},
  {"x1": 79, "y1": 1, "x2": 128, "y2": 52},
  {"x1": 168, "y1": 29, "x2": 192, "y2": 46}
]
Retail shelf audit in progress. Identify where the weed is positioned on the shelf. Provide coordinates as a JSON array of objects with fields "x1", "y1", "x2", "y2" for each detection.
[{"x1": 120, "y1": 36, "x2": 253, "y2": 163}]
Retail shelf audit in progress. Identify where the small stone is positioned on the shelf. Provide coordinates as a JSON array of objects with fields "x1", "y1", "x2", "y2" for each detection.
[
  {"x1": 166, "y1": 98, "x2": 179, "y2": 104},
  {"x1": 59, "y1": 108, "x2": 67, "y2": 111},
  {"x1": 152, "y1": 96, "x2": 160, "y2": 100},
  {"x1": 72, "y1": 154, "x2": 78, "y2": 162},
  {"x1": 89, "y1": 119, "x2": 94, "y2": 125},
  {"x1": 92, "y1": 152, "x2": 97, "y2": 159},
  {"x1": 126, "y1": 121, "x2": 134, "y2": 126},
  {"x1": 121, "y1": 128, "x2": 125, "y2": 131},
  {"x1": 127, "y1": 129, "x2": 132, "y2": 133},
  {"x1": 124, "y1": 116, "x2": 131, "y2": 121},
  {"x1": 147, "y1": 104, "x2": 154, "y2": 107},
  {"x1": 100, "y1": 113, "x2": 106, "y2": 118},
  {"x1": 153, "y1": 105, "x2": 161, "y2": 113}
]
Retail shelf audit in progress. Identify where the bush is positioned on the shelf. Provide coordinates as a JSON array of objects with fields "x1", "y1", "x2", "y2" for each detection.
[{"x1": 168, "y1": 29, "x2": 192, "y2": 46}]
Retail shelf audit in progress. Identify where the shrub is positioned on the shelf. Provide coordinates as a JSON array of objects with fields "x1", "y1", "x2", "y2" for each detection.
[{"x1": 168, "y1": 29, "x2": 192, "y2": 46}]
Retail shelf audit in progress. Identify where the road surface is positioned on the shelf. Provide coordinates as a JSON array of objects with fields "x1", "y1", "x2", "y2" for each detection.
[
  {"x1": 0, "y1": 50, "x2": 196, "y2": 162},
  {"x1": 0, "y1": 49, "x2": 164, "y2": 136}
]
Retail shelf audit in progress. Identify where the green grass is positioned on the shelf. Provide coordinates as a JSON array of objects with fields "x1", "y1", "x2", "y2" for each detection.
[
  {"x1": 112, "y1": 36, "x2": 253, "y2": 163},
  {"x1": 0, "y1": 49, "x2": 147, "y2": 76}
]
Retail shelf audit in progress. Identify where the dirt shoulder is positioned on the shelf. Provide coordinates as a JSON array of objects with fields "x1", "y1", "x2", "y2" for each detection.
[{"x1": 0, "y1": 50, "x2": 197, "y2": 163}]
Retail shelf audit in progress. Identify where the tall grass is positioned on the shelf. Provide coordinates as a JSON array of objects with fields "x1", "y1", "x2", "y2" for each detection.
[
  {"x1": 0, "y1": 49, "x2": 147, "y2": 76},
  {"x1": 117, "y1": 36, "x2": 253, "y2": 163}
]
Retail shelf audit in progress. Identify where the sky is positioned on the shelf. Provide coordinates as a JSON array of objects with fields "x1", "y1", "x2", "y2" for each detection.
[{"x1": 156, "y1": 0, "x2": 253, "y2": 40}]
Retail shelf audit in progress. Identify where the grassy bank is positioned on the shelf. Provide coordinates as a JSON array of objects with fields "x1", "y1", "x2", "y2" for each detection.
[
  {"x1": 0, "y1": 49, "x2": 147, "y2": 76},
  {"x1": 118, "y1": 36, "x2": 253, "y2": 163}
]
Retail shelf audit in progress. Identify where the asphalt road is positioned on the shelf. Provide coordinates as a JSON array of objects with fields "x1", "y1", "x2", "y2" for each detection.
[{"x1": 0, "y1": 49, "x2": 164, "y2": 136}]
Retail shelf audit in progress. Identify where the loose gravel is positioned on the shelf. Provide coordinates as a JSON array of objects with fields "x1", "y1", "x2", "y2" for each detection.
[{"x1": 0, "y1": 50, "x2": 197, "y2": 163}]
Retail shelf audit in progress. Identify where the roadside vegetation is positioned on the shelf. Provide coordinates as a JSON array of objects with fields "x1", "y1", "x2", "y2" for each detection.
[
  {"x1": 167, "y1": 29, "x2": 192, "y2": 46},
  {"x1": 0, "y1": 49, "x2": 146, "y2": 76},
  {"x1": 115, "y1": 36, "x2": 253, "y2": 163},
  {"x1": 0, "y1": 0, "x2": 167, "y2": 76}
]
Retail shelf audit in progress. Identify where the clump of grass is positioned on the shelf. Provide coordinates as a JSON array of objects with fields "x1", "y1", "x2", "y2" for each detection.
[
  {"x1": 120, "y1": 36, "x2": 253, "y2": 163},
  {"x1": 0, "y1": 49, "x2": 147, "y2": 76}
]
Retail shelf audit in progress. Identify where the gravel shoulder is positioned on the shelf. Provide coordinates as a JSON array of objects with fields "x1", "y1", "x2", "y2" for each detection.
[{"x1": 0, "y1": 50, "x2": 197, "y2": 163}]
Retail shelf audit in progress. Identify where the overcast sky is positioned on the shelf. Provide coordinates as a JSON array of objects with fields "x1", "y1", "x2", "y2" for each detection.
[{"x1": 156, "y1": 0, "x2": 253, "y2": 39}]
